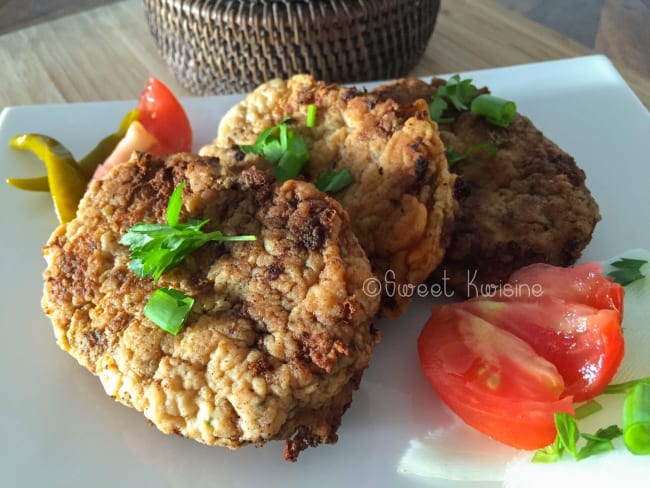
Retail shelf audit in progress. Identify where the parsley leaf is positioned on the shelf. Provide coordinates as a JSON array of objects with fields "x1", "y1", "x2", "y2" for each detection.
[
  {"x1": 120, "y1": 182, "x2": 257, "y2": 281},
  {"x1": 315, "y1": 169, "x2": 353, "y2": 193},
  {"x1": 607, "y1": 258, "x2": 648, "y2": 286},
  {"x1": 429, "y1": 74, "x2": 477, "y2": 123},
  {"x1": 240, "y1": 117, "x2": 310, "y2": 182}
]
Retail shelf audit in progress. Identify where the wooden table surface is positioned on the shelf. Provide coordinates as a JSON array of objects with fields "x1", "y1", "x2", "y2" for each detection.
[{"x1": 0, "y1": 0, "x2": 648, "y2": 109}]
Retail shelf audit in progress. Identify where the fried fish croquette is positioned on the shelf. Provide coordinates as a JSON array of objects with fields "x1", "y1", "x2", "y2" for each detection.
[
  {"x1": 200, "y1": 75, "x2": 456, "y2": 316},
  {"x1": 42, "y1": 152, "x2": 380, "y2": 461},
  {"x1": 372, "y1": 78, "x2": 600, "y2": 293}
]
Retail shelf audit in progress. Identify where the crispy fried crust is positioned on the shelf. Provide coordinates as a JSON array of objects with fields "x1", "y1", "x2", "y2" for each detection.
[
  {"x1": 372, "y1": 78, "x2": 601, "y2": 293},
  {"x1": 199, "y1": 75, "x2": 456, "y2": 317},
  {"x1": 42, "y1": 152, "x2": 380, "y2": 460}
]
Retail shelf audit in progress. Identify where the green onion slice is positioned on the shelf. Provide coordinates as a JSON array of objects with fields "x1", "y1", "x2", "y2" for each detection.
[
  {"x1": 306, "y1": 104, "x2": 317, "y2": 128},
  {"x1": 623, "y1": 382, "x2": 650, "y2": 454},
  {"x1": 471, "y1": 94, "x2": 517, "y2": 128},
  {"x1": 575, "y1": 400, "x2": 603, "y2": 420},
  {"x1": 604, "y1": 377, "x2": 650, "y2": 394},
  {"x1": 144, "y1": 287, "x2": 195, "y2": 335}
]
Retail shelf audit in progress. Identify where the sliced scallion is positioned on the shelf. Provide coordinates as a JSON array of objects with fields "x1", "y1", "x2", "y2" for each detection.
[
  {"x1": 471, "y1": 94, "x2": 517, "y2": 128},
  {"x1": 623, "y1": 382, "x2": 650, "y2": 454},
  {"x1": 144, "y1": 287, "x2": 195, "y2": 335},
  {"x1": 306, "y1": 104, "x2": 317, "y2": 128}
]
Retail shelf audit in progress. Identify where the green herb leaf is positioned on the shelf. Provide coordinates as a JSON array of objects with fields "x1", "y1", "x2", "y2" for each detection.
[
  {"x1": 555, "y1": 412, "x2": 580, "y2": 458},
  {"x1": 306, "y1": 104, "x2": 317, "y2": 128},
  {"x1": 166, "y1": 181, "x2": 184, "y2": 228},
  {"x1": 144, "y1": 287, "x2": 194, "y2": 335},
  {"x1": 622, "y1": 382, "x2": 650, "y2": 454},
  {"x1": 446, "y1": 142, "x2": 497, "y2": 165},
  {"x1": 239, "y1": 117, "x2": 310, "y2": 181},
  {"x1": 532, "y1": 434, "x2": 565, "y2": 463},
  {"x1": 429, "y1": 96, "x2": 452, "y2": 123},
  {"x1": 428, "y1": 74, "x2": 477, "y2": 123},
  {"x1": 608, "y1": 258, "x2": 648, "y2": 286},
  {"x1": 576, "y1": 436, "x2": 615, "y2": 460},
  {"x1": 315, "y1": 169, "x2": 353, "y2": 193},
  {"x1": 575, "y1": 400, "x2": 604, "y2": 420},
  {"x1": 576, "y1": 426, "x2": 622, "y2": 460},
  {"x1": 471, "y1": 94, "x2": 517, "y2": 128},
  {"x1": 121, "y1": 182, "x2": 256, "y2": 281},
  {"x1": 604, "y1": 377, "x2": 650, "y2": 394}
]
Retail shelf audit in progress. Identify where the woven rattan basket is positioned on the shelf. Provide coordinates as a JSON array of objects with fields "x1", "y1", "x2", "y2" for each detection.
[{"x1": 143, "y1": 0, "x2": 441, "y2": 95}]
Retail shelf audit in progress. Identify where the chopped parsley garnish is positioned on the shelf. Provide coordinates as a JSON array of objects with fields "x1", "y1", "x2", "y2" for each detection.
[
  {"x1": 446, "y1": 142, "x2": 497, "y2": 165},
  {"x1": 429, "y1": 74, "x2": 477, "y2": 123},
  {"x1": 143, "y1": 288, "x2": 195, "y2": 335},
  {"x1": 121, "y1": 182, "x2": 257, "y2": 335},
  {"x1": 533, "y1": 413, "x2": 622, "y2": 463},
  {"x1": 535, "y1": 376, "x2": 650, "y2": 463},
  {"x1": 607, "y1": 258, "x2": 648, "y2": 286},
  {"x1": 429, "y1": 74, "x2": 517, "y2": 128},
  {"x1": 120, "y1": 182, "x2": 256, "y2": 281},
  {"x1": 239, "y1": 114, "x2": 355, "y2": 192},
  {"x1": 240, "y1": 117, "x2": 311, "y2": 182},
  {"x1": 315, "y1": 169, "x2": 353, "y2": 193}
]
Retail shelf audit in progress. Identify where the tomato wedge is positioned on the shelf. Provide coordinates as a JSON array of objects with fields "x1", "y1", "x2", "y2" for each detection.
[
  {"x1": 418, "y1": 262, "x2": 625, "y2": 450},
  {"x1": 93, "y1": 77, "x2": 192, "y2": 180},
  {"x1": 418, "y1": 306, "x2": 574, "y2": 449},
  {"x1": 463, "y1": 298, "x2": 623, "y2": 402},
  {"x1": 138, "y1": 77, "x2": 192, "y2": 155}
]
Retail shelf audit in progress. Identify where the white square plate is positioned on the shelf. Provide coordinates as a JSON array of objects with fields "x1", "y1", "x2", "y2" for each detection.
[{"x1": 1, "y1": 55, "x2": 648, "y2": 488}]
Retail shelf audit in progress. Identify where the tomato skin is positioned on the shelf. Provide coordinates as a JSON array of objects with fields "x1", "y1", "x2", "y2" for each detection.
[
  {"x1": 137, "y1": 77, "x2": 192, "y2": 155},
  {"x1": 418, "y1": 305, "x2": 574, "y2": 450},
  {"x1": 508, "y1": 262, "x2": 624, "y2": 318}
]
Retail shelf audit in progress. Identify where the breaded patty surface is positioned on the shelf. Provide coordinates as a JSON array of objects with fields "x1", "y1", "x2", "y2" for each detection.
[
  {"x1": 42, "y1": 152, "x2": 380, "y2": 461},
  {"x1": 200, "y1": 75, "x2": 456, "y2": 317},
  {"x1": 372, "y1": 78, "x2": 600, "y2": 293}
]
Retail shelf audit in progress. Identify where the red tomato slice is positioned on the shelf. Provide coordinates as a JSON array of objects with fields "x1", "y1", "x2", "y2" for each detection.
[
  {"x1": 462, "y1": 298, "x2": 624, "y2": 402},
  {"x1": 418, "y1": 306, "x2": 574, "y2": 449},
  {"x1": 137, "y1": 77, "x2": 192, "y2": 155}
]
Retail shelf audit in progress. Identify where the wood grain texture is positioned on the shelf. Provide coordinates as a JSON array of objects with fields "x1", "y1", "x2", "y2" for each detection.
[
  {"x1": 0, "y1": 0, "x2": 121, "y2": 35},
  {"x1": 595, "y1": 0, "x2": 650, "y2": 78},
  {"x1": 496, "y1": 0, "x2": 606, "y2": 47},
  {"x1": 0, "y1": 0, "x2": 648, "y2": 109}
]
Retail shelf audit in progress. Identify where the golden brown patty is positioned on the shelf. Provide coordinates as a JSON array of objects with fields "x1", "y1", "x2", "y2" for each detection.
[
  {"x1": 372, "y1": 78, "x2": 601, "y2": 293},
  {"x1": 42, "y1": 152, "x2": 380, "y2": 461},
  {"x1": 200, "y1": 74, "x2": 456, "y2": 317}
]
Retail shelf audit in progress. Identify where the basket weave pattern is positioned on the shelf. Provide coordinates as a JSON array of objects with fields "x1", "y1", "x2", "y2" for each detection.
[{"x1": 143, "y1": 0, "x2": 441, "y2": 95}]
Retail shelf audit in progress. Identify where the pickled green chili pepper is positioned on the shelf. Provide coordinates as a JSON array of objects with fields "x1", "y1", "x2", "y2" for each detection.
[
  {"x1": 6, "y1": 109, "x2": 141, "y2": 221},
  {"x1": 78, "y1": 109, "x2": 139, "y2": 178},
  {"x1": 9, "y1": 134, "x2": 87, "y2": 223},
  {"x1": 6, "y1": 175, "x2": 49, "y2": 192}
]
